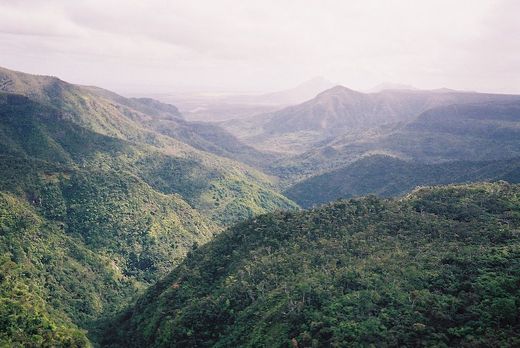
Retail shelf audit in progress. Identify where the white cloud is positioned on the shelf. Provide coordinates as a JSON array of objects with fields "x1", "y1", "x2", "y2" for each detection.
[{"x1": 0, "y1": 0, "x2": 517, "y2": 94}]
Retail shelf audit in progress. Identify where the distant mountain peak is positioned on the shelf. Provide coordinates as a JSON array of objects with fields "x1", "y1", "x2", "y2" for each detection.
[
  {"x1": 263, "y1": 76, "x2": 337, "y2": 103},
  {"x1": 316, "y1": 85, "x2": 362, "y2": 97}
]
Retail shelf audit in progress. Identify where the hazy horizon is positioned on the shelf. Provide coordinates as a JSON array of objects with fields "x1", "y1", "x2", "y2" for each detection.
[{"x1": 1, "y1": 0, "x2": 519, "y2": 95}]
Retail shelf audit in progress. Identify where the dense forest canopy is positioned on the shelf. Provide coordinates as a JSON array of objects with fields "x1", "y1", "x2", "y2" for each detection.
[
  {"x1": 0, "y1": 67, "x2": 296, "y2": 346},
  {"x1": 1, "y1": 65, "x2": 519, "y2": 347},
  {"x1": 104, "y1": 182, "x2": 520, "y2": 347}
]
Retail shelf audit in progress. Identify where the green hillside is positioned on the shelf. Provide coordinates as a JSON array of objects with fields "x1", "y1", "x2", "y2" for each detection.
[
  {"x1": 0, "y1": 193, "x2": 91, "y2": 347},
  {"x1": 285, "y1": 155, "x2": 520, "y2": 207},
  {"x1": 83, "y1": 85, "x2": 279, "y2": 169},
  {"x1": 105, "y1": 182, "x2": 520, "y2": 347},
  {"x1": 0, "y1": 67, "x2": 297, "y2": 346},
  {"x1": 2, "y1": 66, "x2": 520, "y2": 347},
  {"x1": 0, "y1": 147, "x2": 217, "y2": 346},
  {"x1": 0, "y1": 67, "x2": 297, "y2": 225}
]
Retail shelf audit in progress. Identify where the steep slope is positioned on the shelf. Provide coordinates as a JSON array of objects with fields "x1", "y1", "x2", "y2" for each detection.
[
  {"x1": 140, "y1": 117, "x2": 280, "y2": 169},
  {"x1": 285, "y1": 155, "x2": 520, "y2": 207},
  {"x1": 1, "y1": 66, "x2": 280, "y2": 170},
  {"x1": 82, "y1": 86, "x2": 184, "y2": 121},
  {"x1": 0, "y1": 185, "x2": 204, "y2": 346},
  {"x1": 104, "y1": 182, "x2": 520, "y2": 347},
  {"x1": 0, "y1": 67, "x2": 297, "y2": 345},
  {"x1": 0, "y1": 67, "x2": 297, "y2": 223},
  {"x1": 0, "y1": 193, "x2": 91, "y2": 346},
  {"x1": 0, "y1": 66, "x2": 153, "y2": 141},
  {"x1": 0, "y1": 124, "x2": 217, "y2": 346},
  {"x1": 0, "y1": 153, "x2": 216, "y2": 280},
  {"x1": 84, "y1": 85, "x2": 279, "y2": 168}
]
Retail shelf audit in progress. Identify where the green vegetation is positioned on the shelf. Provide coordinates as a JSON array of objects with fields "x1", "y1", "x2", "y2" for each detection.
[
  {"x1": 105, "y1": 182, "x2": 520, "y2": 347},
  {"x1": 0, "y1": 193, "x2": 91, "y2": 347},
  {"x1": 285, "y1": 155, "x2": 520, "y2": 207},
  {"x1": 0, "y1": 67, "x2": 297, "y2": 226},
  {"x1": 0, "y1": 155, "x2": 217, "y2": 346},
  {"x1": 3, "y1": 66, "x2": 520, "y2": 347},
  {"x1": 0, "y1": 67, "x2": 297, "y2": 346}
]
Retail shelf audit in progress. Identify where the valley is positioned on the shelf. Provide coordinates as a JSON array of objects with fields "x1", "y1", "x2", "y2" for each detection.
[
  {"x1": 0, "y1": 67, "x2": 296, "y2": 346},
  {"x1": 3, "y1": 1, "x2": 520, "y2": 346},
  {"x1": 1, "y1": 65, "x2": 519, "y2": 347},
  {"x1": 104, "y1": 182, "x2": 520, "y2": 347}
]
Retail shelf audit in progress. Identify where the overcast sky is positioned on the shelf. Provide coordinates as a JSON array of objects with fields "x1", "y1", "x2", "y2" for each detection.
[{"x1": 0, "y1": 0, "x2": 518, "y2": 94}]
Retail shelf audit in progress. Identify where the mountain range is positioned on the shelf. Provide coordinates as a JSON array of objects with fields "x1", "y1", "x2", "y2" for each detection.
[
  {"x1": 0, "y1": 66, "x2": 297, "y2": 346},
  {"x1": 1, "y1": 66, "x2": 520, "y2": 347},
  {"x1": 223, "y1": 85, "x2": 520, "y2": 155}
]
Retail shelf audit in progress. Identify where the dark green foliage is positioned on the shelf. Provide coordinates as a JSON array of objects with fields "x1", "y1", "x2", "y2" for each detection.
[
  {"x1": 0, "y1": 66, "x2": 297, "y2": 346},
  {"x1": 4, "y1": 66, "x2": 520, "y2": 348},
  {"x1": 0, "y1": 87, "x2": 296, "y2": 224},
  {"x1": 1, "y1": 193, "x2": 92, "y2": 347},
  {"x1": 106, "y1": 183, "x2": 520, "y2": 347},
  {"x1": 0, "y1": 162, "x2": 216, "y2": 345},
  {"x1": 285, "y1": 155, "x2": 520, "y2": 207}
]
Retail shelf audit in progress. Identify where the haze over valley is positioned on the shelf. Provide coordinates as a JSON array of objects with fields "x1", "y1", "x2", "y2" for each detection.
[{"x1": 1, "y1": 1, "x2": 520, "y2": 347}]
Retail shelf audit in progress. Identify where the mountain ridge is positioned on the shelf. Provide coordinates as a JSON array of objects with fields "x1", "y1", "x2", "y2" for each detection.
[
  {"x1": 104, "y1": 182, "x2": 520, "y2": 347},
  {"x1": 223, "y1": 84, "x2": 520, "y2": 155},
  {"x1": 284, "y1": 154, "x2": 520, "y2": 207},
  {"x1": 0, "y1": 66, "x2": 298, "y2": 346}
]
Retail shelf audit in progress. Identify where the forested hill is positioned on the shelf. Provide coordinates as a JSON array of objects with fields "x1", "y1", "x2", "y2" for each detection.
[
  {"x1": 2, "y1": 65, "x2": 520, "y2": 347},
  {"x1": 0, "y1": 67, "x2": 298, "y2": 225},
  {"x1": 0, "y1": 67, "x2": 297, "y2": 346},
  {"x1": 104, "y1": 182, "x2": 520, "y2": 347},
  {"x1": 284, "y1": 155, "x2": 520, "y2": 207}
]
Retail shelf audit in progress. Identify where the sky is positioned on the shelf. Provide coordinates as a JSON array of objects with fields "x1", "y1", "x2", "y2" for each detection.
[{"x1": 0, "y1": 0, "x2": 519, "y2": 95}]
